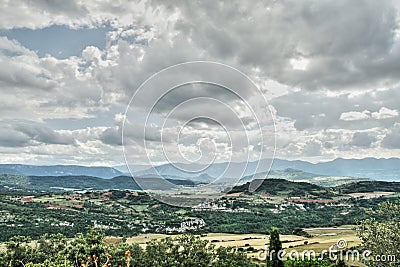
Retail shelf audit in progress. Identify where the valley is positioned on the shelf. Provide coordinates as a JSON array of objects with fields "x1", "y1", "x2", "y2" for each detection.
[{"x1": 1, "y1": 174, "x2": 399, "y2": 242}]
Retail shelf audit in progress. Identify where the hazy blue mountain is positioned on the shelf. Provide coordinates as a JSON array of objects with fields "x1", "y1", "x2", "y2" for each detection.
[
  {"x1": 271, "y1": 158, "x2": 400, "y2": 181},
  {"x1": 1, "y1": 157, "x2": 399, "y2": 183},
  {"x1": 113, "y1": 164, "x2": 150, "y2": 174},
  {"x1": 133, "y1": 159, "x2": 274, "y2": 180},
  {"x1": 135, "y1": 158, "x2": 400, "y2": 182},
  {"x1": 0, "y1": 164, "x2": 123, "y2": 179}
]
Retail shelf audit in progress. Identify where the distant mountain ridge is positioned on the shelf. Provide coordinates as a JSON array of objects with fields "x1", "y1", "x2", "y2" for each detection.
[
  {"x1": 134, "y1": 157, "x2": 400, "y2": 182},
  {"x1": 1, "y1": 157, "x2": 399, "y2": 182},
  {"x1": 0, "y1": 164, "x2": 122, "y2": 179},
  {"x1": 0, "y1": 174, "x2": 196, "y2": 192},
  {"x1": 271, "y1": 158, "x2": 400, "y2": 181}
]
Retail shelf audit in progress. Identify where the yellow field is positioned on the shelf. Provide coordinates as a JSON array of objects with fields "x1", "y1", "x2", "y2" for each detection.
[
  {"x1": 104, "y1": 226, "x2": 364, "y2": 265},
  {"x1": 106, "y1": 225, "x2": 361, "y2": 253}
]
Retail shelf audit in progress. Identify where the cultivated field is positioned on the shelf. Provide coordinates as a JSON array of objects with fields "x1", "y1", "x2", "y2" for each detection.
[{"x1": 105, "y1": 225, "x2": 363, "y2": 265}]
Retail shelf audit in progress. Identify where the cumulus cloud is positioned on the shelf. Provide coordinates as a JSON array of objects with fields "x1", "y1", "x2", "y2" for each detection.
[
  {"x1": 340, "y1": 107, "x2": 399, "y2": 121},
  {"x1": 371, "y1": 107, "x2": 399, "y2": 120},
  {"x1": 340, "y1": 111, "x2": 371, "y2": 121}
]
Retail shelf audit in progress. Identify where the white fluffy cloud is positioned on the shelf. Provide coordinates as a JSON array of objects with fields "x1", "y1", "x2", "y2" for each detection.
[
  {"x1": 372, "y1": 107, "x2": 399, "y2": 120},
  {"x1": 340, "y1": 111, "x2": 371, "y2": 121}
]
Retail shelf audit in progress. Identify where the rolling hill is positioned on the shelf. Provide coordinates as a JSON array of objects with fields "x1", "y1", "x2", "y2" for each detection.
[
  {"x1": 240, "y1": 168, "x2": 370, "y2": 187},
  {"x1": 336, "y1": 180, "x2": 400, "y2": 193},
  {"x1": 229, "y1": 178, "x2": 337, "y2": 198},
  {"x1": 0, "y1": 174, "x2": 196, "y2": 192}
]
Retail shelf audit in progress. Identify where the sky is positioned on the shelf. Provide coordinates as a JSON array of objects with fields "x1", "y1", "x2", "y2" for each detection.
[{"x1": 0, "y1": 0, "x2": 400, "y2": 167}]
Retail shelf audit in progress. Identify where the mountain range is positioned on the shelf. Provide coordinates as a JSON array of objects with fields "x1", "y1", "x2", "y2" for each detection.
[
  {"x1": 0, "y1": 164, "x2": 122, "y2": 179},
  {"x1": 133, "y1": 157, "x2": 400, "y2": 182},
  {"x1": 0, "y1": 157, "x2": 399, "y2": 183}
]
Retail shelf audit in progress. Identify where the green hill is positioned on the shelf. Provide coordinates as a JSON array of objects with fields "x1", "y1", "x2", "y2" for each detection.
[
  {"x1": 336, "y1": 180, "x2": 400, "y2": 193},
  {"x1": 241, "y1": 168, "x2": 370, "y2": 187},
  {"x1": 230, "y1": 178, "x2": 337, "y2": 198}
]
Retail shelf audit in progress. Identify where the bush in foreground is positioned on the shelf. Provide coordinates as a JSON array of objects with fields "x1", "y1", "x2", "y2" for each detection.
[{"x1": 0, "y1": 228, "x2": 349, "y2": 267}]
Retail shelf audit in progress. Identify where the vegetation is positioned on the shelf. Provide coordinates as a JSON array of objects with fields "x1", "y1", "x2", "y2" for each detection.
[
  {"x1": 230, "y1": 179, "x2": 337, "y2": 198},
  {"x1": 1, "y1": 175, "x2": 399, "y2": 266},
  {"x1": 0, "y1": 229, "x2": 352, "y2": 267},
  {"x1": 357, "y1": 201, "x2": 400, "y2": 266},
  {"x1": 337, "y1": 181, "x2": 400, "y2": 194},
  {"x1": 1, "y1": 184, "x2": 398, "y2": 241},
  {"x1": 0, "y1": 229, "x2": 256, "y2": 267},
  {"x1": 268, "y1": 227, "x2": 284, "y2": 267}
]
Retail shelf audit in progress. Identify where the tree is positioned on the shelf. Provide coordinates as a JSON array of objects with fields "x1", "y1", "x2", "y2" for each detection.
[
  {"x1": 268, "y1": 227, "x2": 284, "y2": 267},
  {"x1": 357, "y1": 201, "x2": 400, "y2": 267},
  {"x1": 0, "y1": 230, "x2": 261, "y2": 267},
  {"x1": 4, "y1": 236, "x2": 34, "y2": 267}
]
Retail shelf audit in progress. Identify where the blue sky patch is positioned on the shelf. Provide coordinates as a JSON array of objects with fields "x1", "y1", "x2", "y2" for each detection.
[{"x1": 0, "y1": 25, "x2": 108, "y2": 59}]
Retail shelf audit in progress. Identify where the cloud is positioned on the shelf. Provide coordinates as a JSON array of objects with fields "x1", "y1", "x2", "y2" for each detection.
[
  {"x1": 340, "y1": 107, "x2": 398, "y2": 121},
  {"x1": 5, "y1": 0, "x2": 400, "y2": 91},
  {"x1": 382, "y1": 123, "x2": 400, "y2": 149},
  {"x1": 14, "y1": 123, "x2": 76, "y2": 145},
  {"x1": 0, "y1": 121, "x2": 76, "y2": 147},
  {"x1": 0, "y1": 127, "x2": 32, "y2": 147},
  {"x1": 1, "y1": 0, "x2": 400, "y2": 164},
  {"x1": 0, "y1": 36, "x2": 33, "y2": 55},
  {"x1": 99, "y1": 127, "x2": 122, "y2": 146},
  {"x1": 302, "y1": 140, "x2": 323, "y2": 157},
  {"x1": 371, "y1": 107, "x2": 399, "y2": 120},
  {"x1": 350, "y1": 132, "x2": 376, "y2": 147},
  {"x1": 272, "y1": 87, "x2": 400, "y2": 131},
  {"x1": 160, "y1": 0, "x2": 400, "y2": 91},
  {"x1": 340, "y1": 110, "x2": 371, "y2": 121}
]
